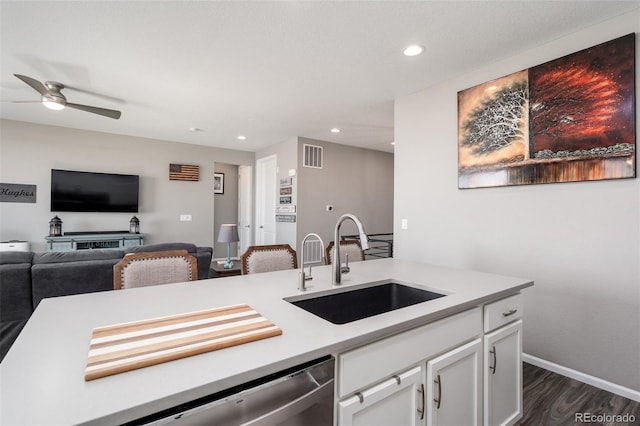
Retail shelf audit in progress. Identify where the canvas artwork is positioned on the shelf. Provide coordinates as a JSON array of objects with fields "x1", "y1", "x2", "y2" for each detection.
[{"x1": 458, "y1": 33, "x2": 635, "y2": 189}]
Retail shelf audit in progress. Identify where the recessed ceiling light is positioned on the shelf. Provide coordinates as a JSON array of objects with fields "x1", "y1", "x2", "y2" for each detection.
[
  {"x1": 331, "y1": 128, "x2": 341, "y2": 133},
  {"x1": 403, "y1": 45, "x2": 424, "y2": 57},
  {"x1": 188, "y1": 127, "x2": 204, "y2": 132},
  {"x1": 237, "y1": 135, "x2": 247, "y2": 140}
]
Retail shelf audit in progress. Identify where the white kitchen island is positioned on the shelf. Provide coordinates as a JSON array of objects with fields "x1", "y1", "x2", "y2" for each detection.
[{"x1": 0, "y1": 258, "x2": 533, "y2": 425}]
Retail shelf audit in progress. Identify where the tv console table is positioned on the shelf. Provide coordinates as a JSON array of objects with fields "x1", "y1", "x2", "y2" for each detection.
[{"x1": 45, "y1": 232, "x2": 144, "y2": 252}]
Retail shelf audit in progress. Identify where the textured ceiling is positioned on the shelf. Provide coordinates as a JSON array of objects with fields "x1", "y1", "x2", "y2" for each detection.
[{"x1": 1, "y1": 1, "x2": 638, "y2": 153}]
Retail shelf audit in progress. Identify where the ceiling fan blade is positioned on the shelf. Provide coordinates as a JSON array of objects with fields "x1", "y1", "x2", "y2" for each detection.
[
  {"x1": 14, "y1": 74, "x2": 49, "y2": 97},
  {"x1": 66, "y1": 102, "x2": 121, "y2": 119}
]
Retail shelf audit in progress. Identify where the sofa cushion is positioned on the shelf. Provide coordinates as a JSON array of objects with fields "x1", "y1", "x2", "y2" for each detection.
[
  {"x1": 0, "y1": 251, "x2": 34, "y2": 265},
  {"x1": 31, "y1": 258, "x2": 121, "y2": 308},
  {"x1": 32, "y1": 249, "x2": 124, "y2": 264},
  {"x1": 0, "y1": 259, "x2": 33, "y2": 322},
  {"x1": 0, "y1": 319, "x2": 28, "y2": 362},
  {"x1": 124, "y1": 243, "x2": 197, "y2": 254}
]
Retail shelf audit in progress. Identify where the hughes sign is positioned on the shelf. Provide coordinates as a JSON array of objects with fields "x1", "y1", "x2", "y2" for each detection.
[{"x1": 0, "y1": 183, "x2": 37, "y2": 203}]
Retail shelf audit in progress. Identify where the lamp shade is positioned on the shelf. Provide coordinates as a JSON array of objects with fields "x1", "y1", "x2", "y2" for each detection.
[{"x1": 217, "y1": 224, "x2": 239, "y2": 243}]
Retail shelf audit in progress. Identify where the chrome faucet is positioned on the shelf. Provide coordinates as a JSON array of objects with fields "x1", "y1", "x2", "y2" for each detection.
[
  {"x1": 298, "y1": 233, "x2": 325, "y2": 291},
  {"x1": 332, "y1": 214, "x2": 370, "y2": 286}
]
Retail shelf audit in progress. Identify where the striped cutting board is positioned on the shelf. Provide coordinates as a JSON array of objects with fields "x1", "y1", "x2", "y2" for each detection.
[{"x1": 85, "y1": 304, "x2": 282, "y2": 381}]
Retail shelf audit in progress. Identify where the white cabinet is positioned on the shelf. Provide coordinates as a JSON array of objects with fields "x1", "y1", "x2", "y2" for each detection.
[
  {"x1": 336, "y1": 292, "x2": 525, "y2": 426},
  {"x1": 338, "y1": 308, "x2": 482, "y2": 398},
  {"x1": 338, "y1": 366, "x2": 422, "y2": 426},
  {"x1": 484, "y1": 320, "x2": 522, "y2": 426},
  {"x1": 337, "y1": 308, "x2": 482, "y2": 426},
  {"x1": 483, "y1": 293, "x2": 523, "y2": 426},
  {"x1": 426, "y1": 339, "x2": 482, "y2": 426},
  {"x1": 45, "y1": 232, "x2": 144, "y2": 251}
]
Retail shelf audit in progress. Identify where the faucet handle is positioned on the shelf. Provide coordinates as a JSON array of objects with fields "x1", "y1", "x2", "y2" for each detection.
[
  {"x1": 305, "y1": 264, "x2": 313, "y2": 281},
  {"x1": 341, "y1": 253, "x2": 350, "y2": 274}
]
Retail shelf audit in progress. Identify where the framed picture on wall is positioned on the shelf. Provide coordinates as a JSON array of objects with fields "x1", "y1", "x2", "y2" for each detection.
[
  {"x1": 214, "y1": 173, "x2": 224, "y2": 194},
  {"x1": 457, "y1": 33, "x2": 635, "y2": 189}
]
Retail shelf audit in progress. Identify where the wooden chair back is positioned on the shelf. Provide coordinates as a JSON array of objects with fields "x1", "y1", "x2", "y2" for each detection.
[
  {"x1": 240, "y1": 244, "x2": 298, "y2": 275},
  {"x1": 114, "y1": 250, "x2": 197, "y2": 290},
  {"x1": 325, "y1": 240, "x2": 365, "y2": 265}
]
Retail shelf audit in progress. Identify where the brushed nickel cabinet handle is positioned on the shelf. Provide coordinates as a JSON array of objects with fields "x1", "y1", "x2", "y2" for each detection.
[
  {"x1": 392, "y1": 374, "x2": 401, "y2": 385},
  {"x1": 417, "y1": 383, "x2": 425, "y2": 420},
  {"x1": 434, "y1": 374, "x2": 442, "y2": 409},
  {"x1": 502, "y1": 308, "x2": 518, "y2": 317},
  {"x1": 355, "y1": 391, "x2": 364, "y2": 403},
  {"x1": 490, "y1": 346, "x2": 497, "y2": 374}
]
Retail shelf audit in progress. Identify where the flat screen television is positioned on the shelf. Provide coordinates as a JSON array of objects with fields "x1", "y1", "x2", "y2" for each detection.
[{"x1": 51, "y1": 169, "x2": 139, "y2": 213}]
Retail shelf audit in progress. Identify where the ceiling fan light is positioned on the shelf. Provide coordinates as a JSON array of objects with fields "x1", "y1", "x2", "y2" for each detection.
[{"x1": 42, "y1": 99, "x2": 65, "y2": 111}]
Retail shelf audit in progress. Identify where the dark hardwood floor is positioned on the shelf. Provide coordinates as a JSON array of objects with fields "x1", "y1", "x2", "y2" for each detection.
[{"x1": 518, "y1": 363, "x2": 640, "y2": 425}]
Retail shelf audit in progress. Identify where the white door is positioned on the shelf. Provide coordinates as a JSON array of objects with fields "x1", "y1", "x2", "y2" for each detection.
[
  {"x1": 255, "y1": 155, "x2": 277, "y2": 245},
  {"x1": 484, "y1": 320, "x2": 523, "y2": 426},
  {"x1": 238, "y1": 165, "x2": 253, "y2": 256},
  {"x1": 426, "y1": 338, "x2": 482, "y2": 426},
  {"x1": 338, "y1": 366, "x2": 422, "y2": 426}
]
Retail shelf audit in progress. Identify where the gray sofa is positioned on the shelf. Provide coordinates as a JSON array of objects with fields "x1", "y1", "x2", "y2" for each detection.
[
  {"x1": 0, "y1": 243, "x2": 213, "y2": 361},
  {"x1": 0, "y1": 251, "x2": 33, "y2": 362}
]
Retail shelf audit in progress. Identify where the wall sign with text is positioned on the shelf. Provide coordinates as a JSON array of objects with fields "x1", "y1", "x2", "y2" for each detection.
[{"x1": 0, "y1": 183, "x2": 37, "y2": 203}]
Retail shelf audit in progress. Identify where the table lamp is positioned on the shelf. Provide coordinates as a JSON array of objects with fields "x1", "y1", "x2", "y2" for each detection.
[{"x1": 217, "y1": 224, "x2": 240, "y2": 269}]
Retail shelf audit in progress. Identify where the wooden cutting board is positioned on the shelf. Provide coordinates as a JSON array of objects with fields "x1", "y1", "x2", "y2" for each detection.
[{"x1": 85, "y1": 304, "x2": 282, "y2": 381}]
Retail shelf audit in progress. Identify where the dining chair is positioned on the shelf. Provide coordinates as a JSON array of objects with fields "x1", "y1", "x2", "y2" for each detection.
[
  {"x1": 325, "y1": 240, "x2": 365, "y2": 265},
  {"x1": 113, "y1": 250, "x2": 198, "y2": 290},
  {"x1": 240, "y1": 244, "x2": 298, "y2": 275}
]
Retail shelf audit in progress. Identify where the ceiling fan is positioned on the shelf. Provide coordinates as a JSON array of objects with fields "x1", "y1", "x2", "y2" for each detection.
[{"x1": 10, "y1": 74, "x2": 121, "y2": 119}]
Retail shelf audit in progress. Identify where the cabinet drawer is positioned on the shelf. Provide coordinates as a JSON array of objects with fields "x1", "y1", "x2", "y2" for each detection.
[
  {"x1": 338, "y1": 307, "x2": 482, "y2": 398},
  {"x1": 484, "y1": 293, "x2": 523, "y2": 333},
  {"x1": 338, "y1": 366, "x2": 422, "y2": 426}
]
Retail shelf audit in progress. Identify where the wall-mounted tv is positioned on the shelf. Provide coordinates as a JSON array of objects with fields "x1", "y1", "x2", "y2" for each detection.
[{"x1": 51, "y1": 169, "x2": 139, "y2": 213}]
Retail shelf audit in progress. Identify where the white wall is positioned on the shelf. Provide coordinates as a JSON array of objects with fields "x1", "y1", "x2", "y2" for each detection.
[
  {"x1": 297, "y1": 138, "x2": 394, "y2": 250},
  {"x1": 0, "y1": 120, "x2": 254, "y2": 252},
  {"x1": 213, "y1": 162, "x2": 239, "y2": 259},
  {"x1": 394, "y1": 12, "x2": 639, "y2": 392},
  {"x1": 255, "y1": 137, "x2": 394, "y2": 254}
]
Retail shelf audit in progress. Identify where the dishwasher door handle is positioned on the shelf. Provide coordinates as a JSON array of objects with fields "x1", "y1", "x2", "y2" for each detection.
[{"x1": 243, "y1": 378, "x2": 335, "y2": 426}]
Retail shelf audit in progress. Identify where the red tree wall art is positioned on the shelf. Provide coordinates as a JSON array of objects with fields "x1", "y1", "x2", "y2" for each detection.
[{"x1": 458, "y1": 33, "x2": 635, "y2": 189}]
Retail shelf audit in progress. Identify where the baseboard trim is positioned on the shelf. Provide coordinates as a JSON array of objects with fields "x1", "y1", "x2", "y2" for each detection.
[{"x1": 523, "y1": 353, "x2": 640, "y2": 403}]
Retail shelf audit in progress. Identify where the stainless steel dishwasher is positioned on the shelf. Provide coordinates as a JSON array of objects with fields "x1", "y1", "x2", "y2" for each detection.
[{"x1": 135, "y1": 356, "x2": 335, "y2": 426}]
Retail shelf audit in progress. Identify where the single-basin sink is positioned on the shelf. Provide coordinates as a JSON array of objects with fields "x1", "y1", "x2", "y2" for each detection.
[{"x1": 285, "y1": 281, "x2": 446, "y2": 324}]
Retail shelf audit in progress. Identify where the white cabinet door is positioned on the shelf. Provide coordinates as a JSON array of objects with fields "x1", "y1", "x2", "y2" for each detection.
[
  {"x1": 426, "y1": 339, "x2": 482, "y2": 426},
  {"x1": 338, "y1": 366, "x2": 422, "y2": 426},
  {"x1": 484, "y1": 320, "x2": 522, "y2": 426}
]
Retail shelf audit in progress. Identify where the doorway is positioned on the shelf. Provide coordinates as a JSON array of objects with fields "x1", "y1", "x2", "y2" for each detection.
[
  {"x1": 255, "y1": 155, "x2": 277, "y2": 245},
  {"x1": 213, "y1": 163, "x2": 253, "y2": 260},
  {"x1": 238, "y1": 165, "x2": 253, "y2": 256}
]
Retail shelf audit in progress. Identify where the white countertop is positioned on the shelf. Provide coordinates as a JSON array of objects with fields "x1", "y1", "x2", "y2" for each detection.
[{"x1": 0, "y1": 258, "x2": 533, "y2": 425}]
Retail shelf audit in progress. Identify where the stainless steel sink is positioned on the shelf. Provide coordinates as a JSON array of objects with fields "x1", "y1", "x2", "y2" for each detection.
[{"x1": 284, "y1": 280, "x2": 446, "y2": 324}]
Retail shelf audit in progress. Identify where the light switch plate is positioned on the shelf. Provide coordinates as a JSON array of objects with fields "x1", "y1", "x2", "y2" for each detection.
[{"x1": 180, "y1": 214, "x2": 192, "y2": 222}]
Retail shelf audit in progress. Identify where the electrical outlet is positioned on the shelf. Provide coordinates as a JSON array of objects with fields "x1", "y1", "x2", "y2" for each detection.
[{"x1": 180, "y1": 214, "x2": 192, "y2": 222}]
